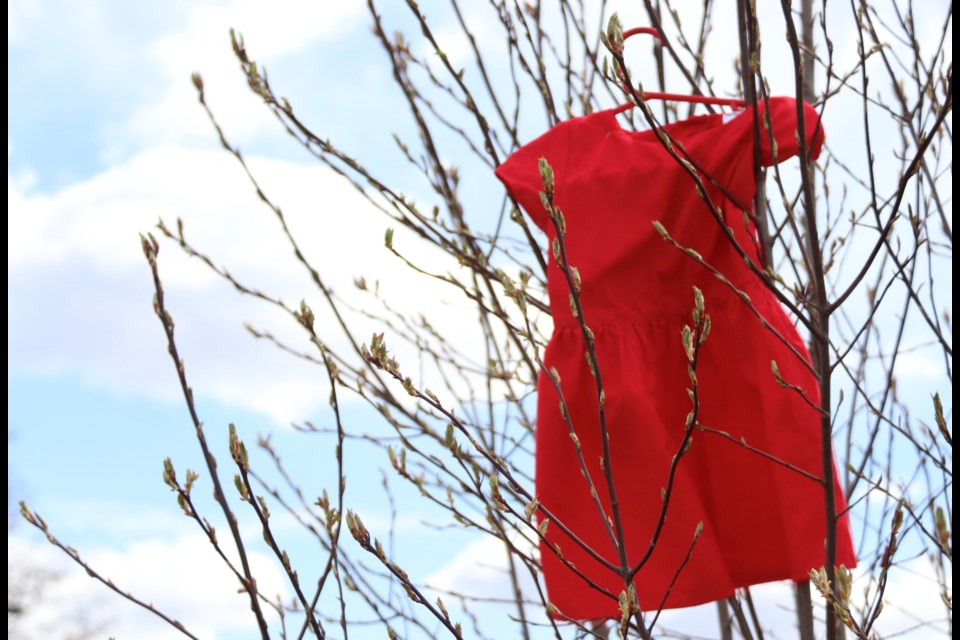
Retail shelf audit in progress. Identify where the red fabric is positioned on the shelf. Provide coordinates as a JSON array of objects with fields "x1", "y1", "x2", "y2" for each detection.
[{"x1": 495, "y1": 97, "x2": 856, "y2": 618}]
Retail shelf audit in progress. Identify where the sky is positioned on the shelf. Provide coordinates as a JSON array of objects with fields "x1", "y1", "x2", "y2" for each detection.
[{"x1": 7, "y1": 1, "x2": 952, "y2": 639}]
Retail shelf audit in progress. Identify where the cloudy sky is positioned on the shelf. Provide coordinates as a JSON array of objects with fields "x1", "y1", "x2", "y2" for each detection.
[
  {"x1": 8, "y1": 3, "x2": 481, "y2": 637},
  {"x1": 8, "y1": 1, "x2": 951, "y2": 639}
]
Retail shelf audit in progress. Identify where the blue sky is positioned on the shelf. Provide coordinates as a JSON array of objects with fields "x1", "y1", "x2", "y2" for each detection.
[{"x1": 8, "y1": 1, "x2": 952, "y2": 638}]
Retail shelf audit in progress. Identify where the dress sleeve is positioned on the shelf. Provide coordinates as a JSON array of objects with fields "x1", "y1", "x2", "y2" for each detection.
[
  {"x1": 494, "y1": 120, "x2": 573, "y2": 232},
  {"x1": 756, "y1": 97, "x2": 825, "y2": 167}
]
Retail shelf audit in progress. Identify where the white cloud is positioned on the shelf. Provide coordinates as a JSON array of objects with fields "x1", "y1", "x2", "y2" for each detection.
[
  {"x1": 14, "y1": 500, "x2": 949, "y2": 639},
  {"x1": 421, "y1": 5, "x2": 503, "y2": 71},
  {"x1": 7, "y1": 0, "x2": 42, "y2": 45},
  {"x1": 8, "y1": 144, "x2": 482, "y2": 425},
  {"x1": 896, "y1": 349, "x2": 947, "y2": 383},
  {"x1": 9, "y1": 525, "x2": 289, "y2": 640},
  {"x1": 425, "y1": 530, "x2": 539, "y2": 598},
  {"x1": 848, "y1": 557, "x2": 952, "y2": 638},
  {"x1": 426, "y1": 535, "x2": 951, "y2": 639},
  {"x1": 106, "y1": 0, "x2": 366, "y2": 158},
  {"x1": 29, "y1": 498, "x2": 190, "y2": 540}
]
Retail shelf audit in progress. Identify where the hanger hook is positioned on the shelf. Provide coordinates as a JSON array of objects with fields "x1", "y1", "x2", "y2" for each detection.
[
  {"x1": 622, "y1": 27, "x2": 663, "y2": 46},
  {"x1": 613, "y1": 25, "x2": 744, "y2": 110}
]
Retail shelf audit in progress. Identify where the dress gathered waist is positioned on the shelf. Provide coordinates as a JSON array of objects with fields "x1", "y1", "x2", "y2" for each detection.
[{"x1": 549, "y1": 275, "x2": 771, "y2": 330}]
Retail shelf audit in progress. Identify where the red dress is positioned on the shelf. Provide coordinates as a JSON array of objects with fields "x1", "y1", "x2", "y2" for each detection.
[{"x1": 495, "y1": 97, "x2": 856, "y2": 618}]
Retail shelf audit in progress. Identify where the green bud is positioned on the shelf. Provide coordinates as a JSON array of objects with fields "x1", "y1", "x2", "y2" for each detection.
[
  {"x1": 298, "y1": 299, "x2": 314, "y2": 329},
  {"x1": 699, "y1": 315, "x2": 712, "y2": 344},
  {"x1": 554, "y1": 208, "x2": 566, "y2": 235},
  {"x1": 445, "y1": 423, "x2": 455, "y2": 448},
  {"x1": 539, "y1": 191, "x2": 551, "y2": 213},
  {"x1": 606, "y1": 13, "x2": 624, "y2": 53},
  {"x1": 524, "y1": 499, "x2": 539, "y2": 520},
  {"x1": 681, "y1": 325, "x2": 694, "y2": 361},
  {"x1": 184, "y1": 469, "x2": 198, "y2": 495},
  {"x1": 162, "y1": 457, "x2": 177, "y2": 491},
  {"x1": 892, "y1": 500, "x2": 904, "y2": 534},
  {"x1": 538, "y1": 157, "x2": 555, "y2": 194},
  {"x1": 836, "y1": 564, "x2": 852, "y2": 603},
  {"x1": 234, "y1": 474, "x2": 248, "y2": 501},
  {"x1": 584, "y1": 325, "x2": 595, "y2": 345},
  {"x1": 346, "y1": 510, "x2": 370, "y2": 546},
  {"x1": 618, "y1": 589, "x2": 629, "y2": 617},
  {"x1": 933, "y1": 393, "x2": 950, "y2": 443},
  {"x1": 935, "y1": 506, "x2": 950, "y2": 548},
  {"x1": 678, "y1": 157, "x2": 697, "y2": 175}
]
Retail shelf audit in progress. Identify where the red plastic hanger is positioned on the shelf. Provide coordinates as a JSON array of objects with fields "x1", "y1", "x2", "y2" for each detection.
[{"x1": 615, "y1": 27, "x2": 745, "y2": 113}]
